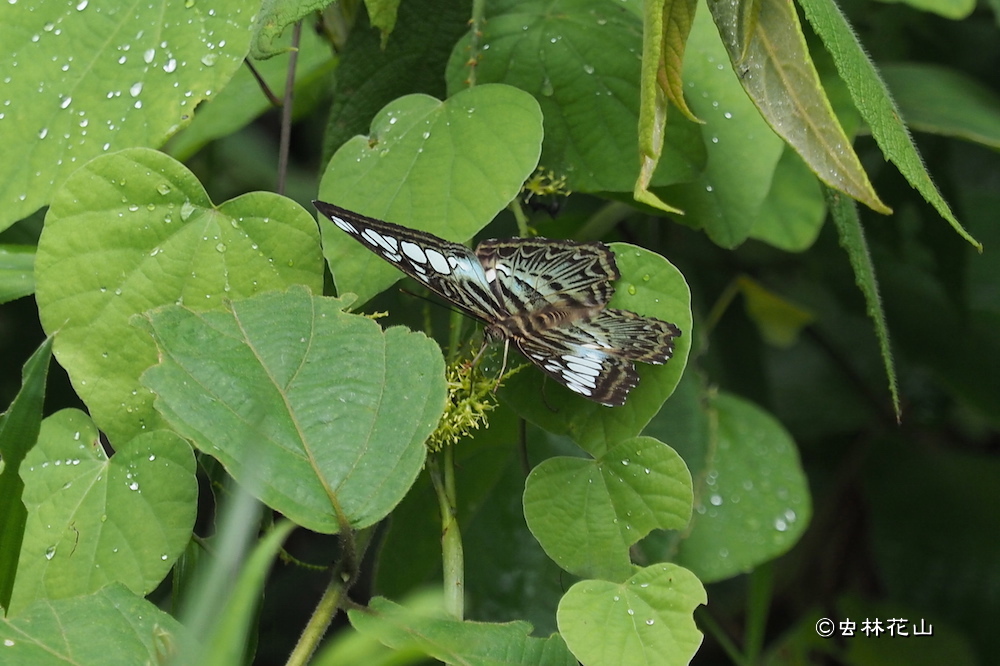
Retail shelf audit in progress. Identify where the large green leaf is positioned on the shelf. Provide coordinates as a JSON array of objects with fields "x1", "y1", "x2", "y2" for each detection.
[
  {"x1": 140, "y1": 286, "x2": 446, "y2": 534},
  {"x1": 0, "y1": 0, "x2": 254, "y2": 230},
  {"x1": 523, "y1": 436, "x2": 693, "y2": 581},
  {"x1": 672, "y1": 392, "x2": 811, "y2": 582},
  {"x1": 557, "y1": 564, "x2": 705, "y2": 666},
  {"x1": 350, "y1": 596, "x2": 577, "y2": 666},
  {"x1": 167, "y1": 21, "x2": 336, "y2": 161},
  {"x1": 9, "y1": 409, "x2": 196, "y2": 615},
  {"x1": 34, "y1": 148, "x2": 323, "y2": 446},
  {"x1": 321, "y1": 0, "x2": 471, "y2": 163},
  {"x1": 0, "y1": 583, "x2": 184, "y2": 660},
  {"x1": 318, "y1": 84, "x2": 543, "y2": 305},
  {"x1": 445, "y1": 0, "x2": 704, "y2": 193},
  {"x1": 500, "y1": 243, "x2": 692, "y2": 457}
]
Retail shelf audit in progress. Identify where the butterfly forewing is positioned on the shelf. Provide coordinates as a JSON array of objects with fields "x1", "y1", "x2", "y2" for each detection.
[
  {"x1": 314, "y1": 200, "x2": 682, "y2": 407},
  {"x1": 314, "y1": 201, "x2": 505, "y2": 322},
  {"x1": 475, "y1": 239, "x2": 618, "y2": 311}
]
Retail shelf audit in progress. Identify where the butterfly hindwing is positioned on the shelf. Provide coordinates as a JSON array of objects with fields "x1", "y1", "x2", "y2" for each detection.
[
  {"x1": 512, "y1": 308, "x2": 680, "y2": 406},
  {"x1": 314, "y1": 201, "x2": 504, "y2": 321}
]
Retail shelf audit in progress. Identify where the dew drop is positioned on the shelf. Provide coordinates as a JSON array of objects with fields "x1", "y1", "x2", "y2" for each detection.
[{"x1": 45, "y1": 546, "x2": 56, "y2": 560}]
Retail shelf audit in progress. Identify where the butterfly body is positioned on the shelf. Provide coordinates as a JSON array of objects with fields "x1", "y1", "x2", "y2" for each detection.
[{"x1": 315, "y1": 200, "x2": 680, "y2": 407}]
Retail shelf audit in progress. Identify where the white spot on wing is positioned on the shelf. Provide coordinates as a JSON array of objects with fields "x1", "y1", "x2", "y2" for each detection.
[
  {"x1": 565, "y1": 370, "x2": 597, "y2": 389},
  {"x1": 332, "y1": 216, "x2": 357, "y2": 234},
  {"x1": 485, "y1": 268, "x2": 497, "y2": 282},
  {"x1": 449, "y1": 256, "x2": 473, "y2": 272},
  {"x1": 400, "y1": 241, "x2": 427, "y2": 264},
  {"x1": 362, "y1": 228, "x2": 399, "y2": 254},
  {"x1": 566, "y1": 360, "x2": 601, "y2": 377},
  {"x1": 425, "y1": 249, "x2": 451, "y2": 274}
]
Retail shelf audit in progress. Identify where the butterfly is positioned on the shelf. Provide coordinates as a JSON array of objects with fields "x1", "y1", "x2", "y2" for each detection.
[{"x1": 314, "y1": 200, "x2": 681, "y2": 407}]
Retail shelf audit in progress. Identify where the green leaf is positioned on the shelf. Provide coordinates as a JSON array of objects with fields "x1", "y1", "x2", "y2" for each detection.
[
  {"x1": 880, "y1": 63, "x2": 1000, "y2": 150},
  {"x1": 501, "y1": 243, "x2": 692, "y2": 457},
  {"x1": 167, "y1": 23, "x2": 336, "y2": 161},
  {"x1": 9, "y1": 409, "x2": 196, "y2": 615},
  {"x1": 318, "y1": 84, "x2": 543, "y2": 305},
  {"x1": 796, "y1": 0, "x2": 981, "y2": 250},
  {"x1": 673, "y1": 392, "x2": 811, "y2": 582},
  {"x1": 321, "y1": 0, "x2": 472, "y2": 164},
  {"x1": 557, "y1": 564, "x2": 705, "y2": 666},
  {"x1": 826, "y1": 189, "x2": 901, "y2": 421},
  {"x1": 874, "y1": 0, "x2": 976, "y2": 19},
  {"x1": 747, "y1": 147, "x2": 826, "y2": 251},
  {"x1": 524, "y1": 436, "x2": 693, "y2": 581},
  {"x1": 176, "y1": 521, "x2": 295, "y2": 665},
  {"x1": 34, "y1": 148, "x2": 323, "y2": 446},
  {"x1": 349, "y1": 596, "x2": 577, "y2": 666},
  {"x1": 364, "y1": 0, "x2": 402, "y2": 47},
  {"x1": 707, "y1": 0, "x2": 889, "y2": 215},
  {"x1": 0, "y1": 245, "x2": 35, "y2": 304},
  {"x1": 250, "y1": 0, "x2": 329, "y2": 59},
  {"x1": 738, "y1": 276, "x2": 816, "y2": 347},
  {"x1": 655, "y1": 8, "x2": 785, "y2": 248},
  {"x1": 140, "y1": 286, "x2": 446, "y2": 534},
  {"x1": 635, "y1": 0, "x2": 701, "y2": 213},
  {"x1": 0, "y1": 337, "x2": 52, "y2": 612},
  {"x1": 445, "y1": 0, "x2": 705, "y2": 193},
  {"x1": 0, "y1": 0, "x2": 254, "y2": 230},
  {"x1": 1, "y1": 583, "x2": 184, "y2": 660}
]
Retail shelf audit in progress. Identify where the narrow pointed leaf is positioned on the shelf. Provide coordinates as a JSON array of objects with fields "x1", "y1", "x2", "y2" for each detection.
[
  {"x1": 708, "y1": 0, "x2": 889, "y2": 214},
  {"x1": 826, "y1": 189, "x2": 901, "y2": 420},
  {"x1": 797, "y1": 0, "x2": 980, "y2": 249},
  {"x1": 0, "y1": 337, "x2": 52, "y2": 611},
  {"x1": 636, "y1": 0, "x2": 699, "y2": 213}
]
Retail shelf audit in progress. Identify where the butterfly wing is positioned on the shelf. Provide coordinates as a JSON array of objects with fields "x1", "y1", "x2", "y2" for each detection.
[
  {"x1": 314, "y1": 201, "x2": 505, "y2": 322},
  {"x1": 512, "y1": 308, "x2": 681, "y2": 407},
  {"x1": 475, "y1": 238, "x2": 619, "y2": 312}
]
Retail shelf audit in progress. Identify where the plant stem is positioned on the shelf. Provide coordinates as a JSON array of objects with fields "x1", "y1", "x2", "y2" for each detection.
[{"x1": 428, "y1": 449, "x2": 465, "y2": 618}]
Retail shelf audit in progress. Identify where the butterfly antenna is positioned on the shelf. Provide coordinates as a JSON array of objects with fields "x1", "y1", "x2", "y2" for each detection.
[{"x1": 397, "y1": 287, "x2": 467, "y2": 318}]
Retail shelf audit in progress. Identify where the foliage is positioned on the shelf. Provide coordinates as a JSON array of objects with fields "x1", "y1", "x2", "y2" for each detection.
[{"x1": 1, "y1": 0, "x2": 998, "y2": 664}]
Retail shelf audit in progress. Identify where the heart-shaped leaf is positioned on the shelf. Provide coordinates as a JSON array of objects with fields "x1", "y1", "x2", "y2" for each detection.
[
  {"x1": 9, "y1": 409, "x2": 196, "y2": 615},
  {"x1": 524, "y1": 436, "x2": 692, "y2": 581},
  {"x1": 35, "y1": 148, "x2": 323, "y2": 446},
  {"x1": 140, "y1": 286, "x2": 446, "y2": 533},
  {"x1": 558, "y1": 564, "x2": 706, "y2": 666},
  {"x1": 318, "y1": 83, "x2": 543, "y2": 305}
]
